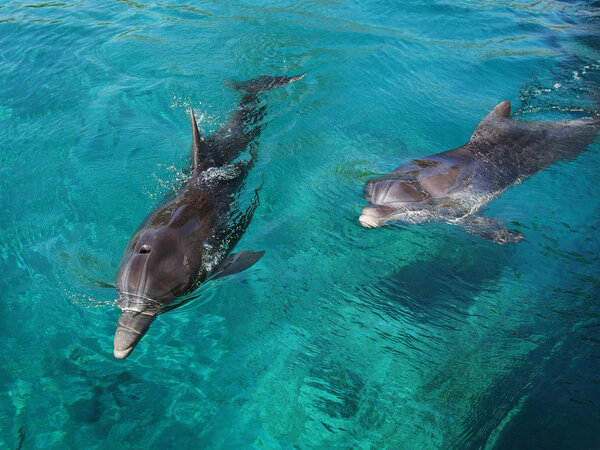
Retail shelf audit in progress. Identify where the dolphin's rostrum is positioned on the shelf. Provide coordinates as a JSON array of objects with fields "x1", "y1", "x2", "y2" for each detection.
[
  {"x1": 114, "y1": 73, "x2": 305, "y2": 359},
  {"x1": 360, "y1": 101, "x2": 599, "y2": 243}
]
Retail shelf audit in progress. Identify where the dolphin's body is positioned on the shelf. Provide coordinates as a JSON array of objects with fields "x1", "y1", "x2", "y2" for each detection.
[
  {"x1": 359, "y1": 101, "x2": 599, "y2": 243},
  {"x1": 114, "y1": 74, "x2": 305, "y2": 359}
]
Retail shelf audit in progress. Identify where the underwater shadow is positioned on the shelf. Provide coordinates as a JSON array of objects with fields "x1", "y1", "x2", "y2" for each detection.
[{"x1": 363, "y1": 227, "x2": 515, "y2": 327}]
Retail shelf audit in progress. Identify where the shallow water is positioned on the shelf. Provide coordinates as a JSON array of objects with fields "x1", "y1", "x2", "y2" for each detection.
[{"x1": 1, "y1": 0, "x2": 599, "y2": 448}]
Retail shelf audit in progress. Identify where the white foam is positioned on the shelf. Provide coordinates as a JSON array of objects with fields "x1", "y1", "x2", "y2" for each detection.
[{"x1": 198, "y1": 164, "x2": 241, "y2": 185}]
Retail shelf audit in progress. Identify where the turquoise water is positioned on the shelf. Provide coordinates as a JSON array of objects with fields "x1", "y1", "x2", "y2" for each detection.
[{"x1": 1, "y1": 0, "x2": 599, "y2": 447}]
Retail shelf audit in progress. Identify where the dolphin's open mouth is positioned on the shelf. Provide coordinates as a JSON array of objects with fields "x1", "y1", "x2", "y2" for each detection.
[
  {"x1": 359, "y1": 213, "x2": 384, "y2": 228},
  {"x1": 113, "y1": 310, "x2": 157, "y2": 359},
  {"x1": 359, "y1": 205, "x2": 396, "y2": 228}
]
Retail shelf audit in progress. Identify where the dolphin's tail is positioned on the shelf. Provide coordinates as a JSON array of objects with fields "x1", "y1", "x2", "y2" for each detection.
[
  {"x1": 210, "y1": 73, "x2": 305, "y2": 169},
  {"x1": 226, "y1": 73, "x2": 306, "y2": 93},
  {"x1": 113, "y1": 310, "x2": 156, "y2": 359}
]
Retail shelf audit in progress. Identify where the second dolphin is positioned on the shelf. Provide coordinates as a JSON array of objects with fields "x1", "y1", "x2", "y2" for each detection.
[{"x1": 360, "y1": 101, "x2": 599, "y2": 243}]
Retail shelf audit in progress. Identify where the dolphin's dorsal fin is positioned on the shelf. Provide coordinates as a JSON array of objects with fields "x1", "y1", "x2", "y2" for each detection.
[
  {"x1": 486, "y1": 101, "x2": 511, "y2": 119},
  {"x1": 189, "y1": 108, "x2": 204, "y2": 170},
  {"x1": 469, "y1": 101, "x2": 511, "y2": 143}
]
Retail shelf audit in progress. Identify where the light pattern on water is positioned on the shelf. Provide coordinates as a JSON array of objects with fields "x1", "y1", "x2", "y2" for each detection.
[{"x1": 1, "y1": 0, "x2": 599, "y2": 448}]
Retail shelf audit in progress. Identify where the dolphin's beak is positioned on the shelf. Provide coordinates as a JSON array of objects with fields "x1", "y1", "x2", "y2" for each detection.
[
  {"x1": 113, "y1": 310, "x2": 156, "y2": 359},
  {"x1": 359, "y1": 213, "x2": 382, "y2": 228},
  {"x1": 359, "y1": 206, "x2": 390, "y2": 228}
]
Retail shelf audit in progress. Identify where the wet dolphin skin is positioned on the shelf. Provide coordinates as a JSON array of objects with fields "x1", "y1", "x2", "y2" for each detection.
[
  {"x1": 114, "y1": 74, "x2": 305, "y2": 358},
  {"x1": 360, "y1": 101, "x2": 599, "y2": 243}
]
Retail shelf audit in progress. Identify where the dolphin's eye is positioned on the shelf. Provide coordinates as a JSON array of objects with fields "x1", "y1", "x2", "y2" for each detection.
[{"x1": 139, "y1": 245, "x2": 151, "y2": 254}]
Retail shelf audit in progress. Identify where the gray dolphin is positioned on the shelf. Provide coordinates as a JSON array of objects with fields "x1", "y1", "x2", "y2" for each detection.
[
  {"x1": 113, "y1": 73, "x2": 305, "y2": 359},
  {"x1": 360, "y1": 101, "x2": 599, "y2": 243}
]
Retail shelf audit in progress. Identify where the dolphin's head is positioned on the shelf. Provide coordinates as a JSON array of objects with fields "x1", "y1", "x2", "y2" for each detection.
[
  {"x1": 360, "y1": 175, "x2": 430, "y2": 228},
  {"x1": 114, "y1": 226, "x2": 206, "y2": 359}
]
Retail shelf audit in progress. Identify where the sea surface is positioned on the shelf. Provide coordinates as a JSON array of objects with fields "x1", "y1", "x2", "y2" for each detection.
[{"x1": 1, "y1": 0, "x2": 599, "y2": 448}]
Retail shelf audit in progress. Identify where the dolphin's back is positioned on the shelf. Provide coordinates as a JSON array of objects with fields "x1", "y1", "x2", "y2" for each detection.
[{"x1": 465, "y1": 103, "x2": 599, "y2": 187}]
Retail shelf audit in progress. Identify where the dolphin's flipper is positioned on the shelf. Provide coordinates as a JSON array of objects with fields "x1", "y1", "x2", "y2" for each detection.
[
  {"x1": 226, "y1": 73, "x2": 307, "y2": 93},
  {"x1": 456, "y1": 214, "x2": 524, "y2": 244},
  {"x1": 211, "y1": 250, "x2": 265, "y2": 280},
  {"x1": 189, "y1": 108, "x2": 205, "y2": 170}
]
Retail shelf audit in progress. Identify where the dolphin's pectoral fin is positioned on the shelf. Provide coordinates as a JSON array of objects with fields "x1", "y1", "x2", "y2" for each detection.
[
  {"x1": 211, "y1": 250, "x2": 265, "y2": 281},
  {"x1": 456, "y1": 215, "x2": 524, "y2": 244}
]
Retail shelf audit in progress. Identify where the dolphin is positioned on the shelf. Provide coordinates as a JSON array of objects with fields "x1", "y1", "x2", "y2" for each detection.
[
  {"x1": 113, "y1": 73, "x2": 305, "y2": 359},
  {"x1": 359, "y1": 101, "x2": 599, "y2": 243}
]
